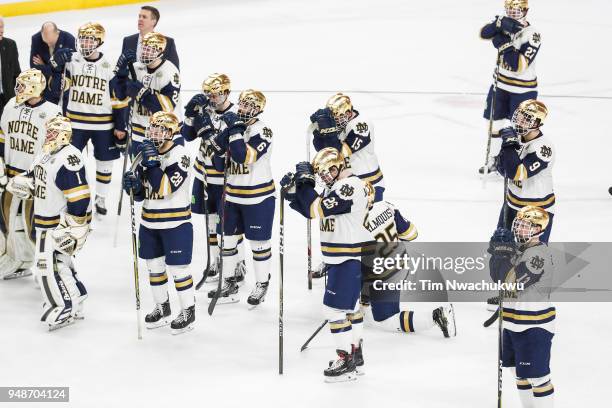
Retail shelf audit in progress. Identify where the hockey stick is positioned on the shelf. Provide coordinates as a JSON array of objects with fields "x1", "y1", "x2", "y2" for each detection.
[
  {"x1": 128, "y1": 152, "x2": 143, "y2": 340},
  {"x1": 300, "y1": 319, "x2": 328, "y2": 352},
  {"x1": 279, "y1": 189, "x2": 286, "y2": 374},
  {"x1": 113, "y1": 62, "x2": 138, "y2": 247},
  {"x1": 482, "y1": 52, "x2": 501, "y2": 185},
  {"x1": 306, "y1": 123, "x2": 315, "y2": 290},
  {"x1": 497, "y1": 177, "x2": 510, "y2": 407},
  {"x1": 208, "y1": 152, "x2": 230, "y2": 315},
  {"x1": 195, "y1": 192, "x2": 211, "y2": 290},
  {"x1": 483, "y1": 307, "x2": 499, "y2": 328}
]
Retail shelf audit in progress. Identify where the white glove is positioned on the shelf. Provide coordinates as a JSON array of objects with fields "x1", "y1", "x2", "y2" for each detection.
[
  {"x1": 51, "y1": 214, "x2": 91, "y2": 256},
  {"x1": 0, "y1": 157, "x2": 7, "y2": 193},
  {"x1": 6, "y1": 174, "x2": 34, "y2": 199}
]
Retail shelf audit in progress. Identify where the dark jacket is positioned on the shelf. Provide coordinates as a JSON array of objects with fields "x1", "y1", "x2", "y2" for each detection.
[
  {"x1": 0, "y1": 37, "x2": 21, "y2": 115},
  {"x1": 120, "y1": 33, "x2": 179, "y2": 70},
  {"x1": 30, "y1": 30, "x2": 75, "y2": 103}
]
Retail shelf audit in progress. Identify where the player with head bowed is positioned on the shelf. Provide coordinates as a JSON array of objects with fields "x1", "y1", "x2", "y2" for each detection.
[
  {"x1": 495, "y1": 100, "x2": 554, "y2": 242},
  {"x1": 181, "y1": 73, "x2": 248, "y2": 286},
  {"x1": 0, "y1": 69, "x2": 61, "y2": 280},
  {"x1": 7, "y1": 116, "x2": 91, "y2": 331},
  {"x1": 489, "y1": 206, "x2": 556, "y2": 407},
  {"x1": 281, "y1": 147, "x2": 372, "y2": 382},
  {"x1": 480, "y1": 0, "x2": 542, "y2": 174},
  {"x1": 114, "y1": 31, "x2": 180, "y2": 157},
  {"x1": 206, "y1": 89, "x2": 275, "y2": 307},
  {"x1": 49, "y1": 22, "x2": 129, "y2": 219},
  {"x1": 123, "y1": 111, "x2": 195, "y2": 334}
]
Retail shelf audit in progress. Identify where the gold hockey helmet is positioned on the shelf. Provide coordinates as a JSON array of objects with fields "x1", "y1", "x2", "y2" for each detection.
[
  {"x1": 44, "y1": 116, "x2": 72, "y2": 154},
  {"x1": 147, "y1": 111, "x2": 180, "y2": 148},
  {"x1": 511, "y1": 99, "x2": 548, "y2": 136},
  {"x1": 326, "y1": 93, "x2": 353, "y2": 129},
  {"x1": 140, "y1": 32, "x2": 167, "y2": 65},
  {"x1": 505, "y1": 0, "x2": 528, "y2": 20},
  {"x1": 511, "y1": 205, "x2": 549, "y2": 243},
  {"x1": 312, "y1": 147, "x2": 346, "y2": 187},
  {"x1": 237, "y1": 89, "x2": 266, "y2": 121},
  {"x1": 15, "y1": 69, "x2": 46, "y2": 104},
  {"x1": 202, "y1": 73, "x2": 231, "y2": 107},
  {"x1": 77, "y1": 22, "x2": 105, "y2": 57}
]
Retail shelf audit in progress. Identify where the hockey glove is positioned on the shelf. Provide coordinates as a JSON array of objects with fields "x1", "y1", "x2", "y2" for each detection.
[
  {"x1": 185, "y1": 94, "x2": 209, "y2": 118},
  {"x1": 195, "y1": 112, "x2": 215, "y2": 139},
  {"x1": 280, "y1": 172, "x2": 297, "y2": 200},
  {"x1": 114, "y1": 133, "x2": 128, "y2": 153},
  {"x1": 209, "y1": 128, "x2": 230, "y2": 155},
  {"x1": 499, "y1": 16, "x2": 524, "y2": 35},
  {"x1": 492, "y1": 33, "x2": 512, "y2": 49},
  {"x1": 487, "y1": 227, "x2": 516, "y2": 256},
  {"x1": 309, "y1": 108, "x2": 329, "y2": 124},
  {"x1": 123, "y1": 170, "x2": 142, "y2": 194},
  {"x1": 115, "y1": 50, "x2": 136, "y2": 77},
  {"x1": 500, "y1": 127, "x2": 520, "y2": 149},
  {"x1": 126, "y1": 80, "x2": 151, "y2": 102},
  {"x1": 221, "y1": 112, "x2": 247, "y2": 136},
  {"x1": 50, "y1": 48, "x2": 73, "y2": 71},
  {"x1": 51, "y1": 214, "x2": 90, "y2": 256},
  {"x1": 140, "y1": 140, "x2": 161, "y2": 168},
  {"x1": 316, "y1": 109, "x2": 340, "y2": 138},
  {"x1": 295, "y1": 161, "x2": 316, "y2": 188},
  {"x1": 6, "y1": 174, "x2": 34, "y2": 200}
]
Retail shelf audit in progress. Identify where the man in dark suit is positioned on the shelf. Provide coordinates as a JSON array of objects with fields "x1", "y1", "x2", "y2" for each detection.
[
  {"x1": 119, "y1": 5, "x2": 179, "y2": 70},
  {"x1": 0, "y1": 17, "x2": 21, "y2": 116},
  {"x1": 30, "y1": 22, "x2": 75, "y2": 103}
]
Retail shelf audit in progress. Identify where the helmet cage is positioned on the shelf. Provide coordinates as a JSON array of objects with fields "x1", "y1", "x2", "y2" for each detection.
[
  {"x1": 511, "y1": 217, "x2": 542, "y2": 243},
  {"x1": 78, "y1": 35, "x2": 100, "y2": 57}
]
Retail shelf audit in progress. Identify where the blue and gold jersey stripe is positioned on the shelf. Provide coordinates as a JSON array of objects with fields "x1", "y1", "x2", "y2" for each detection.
[
  {"x1": 502, "y1": 307, "x2": 556, "y2": 325},
  {"x1": 357, "y1": 167, "x2": 384, "y2": 185},
  {"x1": 226, "y1": 180, "x2": 275, "y2": 199},
  {"x1": 142, "y1": 206, "x2": 191, "y2": 223},
  {"x1": 321, "y1": 241, "x2": 376, "y2": 258},
  {"x1": 497, "y1": 72, "x2": 538, "y2": 89},
  {"x1": 6, "y1": 164, "x2": 26, "y2": 177},
  {"x1": 507, "y1": 190, "x2": 555, "y2": 209},
  {"x1": 66, "y1": 110, "x2": 113, "y2": 124}
]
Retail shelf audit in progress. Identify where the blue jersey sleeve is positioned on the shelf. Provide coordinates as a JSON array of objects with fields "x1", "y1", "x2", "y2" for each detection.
[
  {"x1": 229, "y1": 126, "x2": 273, "y2": 165},
  {"x1": 394, "y1": 209, "x2": 418, "y2": 241},
  {"x1": 110, "y1": 76, "x2": 129, "y2": 131},
  {"x1": 144, "y1": 151, "x2": 190, "y2": 197},
  {"x1": 55, "y1": 161, "x2": 90, "y2": 218},
  {"x1": 140, "y1": 76, "x2": 180, "y2": 113}
]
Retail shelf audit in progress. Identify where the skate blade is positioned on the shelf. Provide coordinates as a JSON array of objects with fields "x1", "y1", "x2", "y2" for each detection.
[
  {"x1": 146, "y1": 319, "x2": 170, "y2": 329},
  {"x1": 48, "y1": 318, "x2": 75, "y2": 332},
  {"x1": 3, "y1": 270, "x2": 33, "y2": 280},
  {"x1": 447, "y1": 305, "x2": 457, "y2": 338},
  {"x1": 208, "y1": 295, "x2": 240, "y2": 305},
  {"x1": 356, "y1": 367, "x2": 366, "y2": 376},
  {"x1": 171, "y1": 324, "x2": 194, "y2": 335},
  {"x1": 247, "y1": 299, "x2": 265, "y2": 310},
  {"x1": 324, "y1": 372, "x2": 358, "y2": 383}
]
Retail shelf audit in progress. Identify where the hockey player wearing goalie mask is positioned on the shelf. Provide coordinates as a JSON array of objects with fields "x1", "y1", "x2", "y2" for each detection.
[
  {"x1": 181, "y1": 73, "x2": 247, "y2": 286},
  {"x1": 281, "y1": 147, "x2": 371, "y2": 382},
  {"x1": 361, "y1": 196, "x2": 456, "y2": 338},
  {"x1": 122, "y1": 111, "x2": 195, "y2": 335},
  {"x1": 7, "y1": 116, "x2": 91, "y2": 331},
  {"x1": 0, "y1": 69, "x2": 61, "y2": 280},
  {"x1": 114, "y1": 32, "x2": 180, "y2": 157},
  {"x1": 207, "y1": 90, "x2": 275, "y2": 308},
  {"x1": 309, "y1": 93, "x2": 384, "y2": 201},
  {"x1": 480, "y1": 0, "x2": 541, "y2": 174},
  {"x1": 50, "y1": 23, "x2": 129, "y2": 218},
  {"x1": 488, "y1": 206, "x2": 556, "y2": 407},
  {"x1": 495, "y1": 100, "x2": 554, "y2": 242}
]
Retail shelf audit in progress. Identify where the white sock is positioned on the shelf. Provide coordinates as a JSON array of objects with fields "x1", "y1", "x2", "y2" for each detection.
[
  {"x1": 347, "y1": 310, "x2": 363, "y2": 347},
  {"x1": 251, "y1": 240, "x2": 271, "y2": 283},
  {"x1": 169, "y1": 265, "x2": 194, "y2": 309},
  {"x1": 146, "y1": 257, "x2": 168, "y2": 304},
  {"x1": 329, "y1": 318, "x2": 352, "y2": 352},
  {"x1": 95, "y1": 160, "x2": 113, "y2": 198}
]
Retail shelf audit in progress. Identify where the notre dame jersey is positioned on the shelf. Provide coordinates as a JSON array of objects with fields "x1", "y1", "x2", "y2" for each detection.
[{"x1": 0, "y1": 98, "x2": 60, "y2": 177}]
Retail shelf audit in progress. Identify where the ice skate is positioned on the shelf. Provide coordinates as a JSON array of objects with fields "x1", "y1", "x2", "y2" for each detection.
[
  {"x1": 145, "y1": 300, "x2": 171, "y2": 329},
  {"x1": 324, "y1": 350, "x2": 357, "y2": 383},
  {"x1": 352, "y1": 340, "x2": 365, "y2": 376},
  {"x1": 208, "y1": 277, "x2": 240, "y2": 304},
  {"x1": 171, "y1": 305, "x2": 195, "y2": 335},
  {"x1": 433, "y1": 304, "x2": 457, "y2": 338},
  {"x1": 48, "y1": 316, "x2": 75, "y2": 332},
  {"x1": 234, "y1": 260, "x2": 247, "y2": 285},
  {"x1": 202, "y1": 257, "x2": 219, "y2": 284},
  {"x1": 247, "y1": 279, "x2": 269, "y2": 309},
  {"x1": 94, "y1": 195, "x2": 107, "y2": 218},
  {"x1": 2, "y1": 268, "x2": 32, "y2": 280}
]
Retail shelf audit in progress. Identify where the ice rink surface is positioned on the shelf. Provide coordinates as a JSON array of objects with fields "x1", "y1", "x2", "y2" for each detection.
[{"x1": 1, "y1": 1, "x2": 611, "y2": 407}]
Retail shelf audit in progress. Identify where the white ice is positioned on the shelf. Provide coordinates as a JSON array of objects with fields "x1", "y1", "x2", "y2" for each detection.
[{"x1": 0, "y1": 1, "x2": 610, "y2": 407}]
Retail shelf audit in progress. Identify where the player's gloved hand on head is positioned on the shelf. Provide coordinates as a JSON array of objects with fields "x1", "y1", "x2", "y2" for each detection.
[
  {"x1": 500, "y1": 127, "x2": 520, "y2": 149},
  {"x1": 115, "y1": 50, "x2": 136, "y2": 76},
  {"x1": 500, "y1": 16, "x2": 524, "y2": 34},
  {"x1": 221, "y1": 111, "x2": 247, "y2": 135},
  {"x1": 221, "y1": 111, "x2": 240, "y2": 127},
  {"x1": 123, "y1": 170, "x2": 142, "y2": 193},
  {"x1": 209, "y1": 128, "x2": 230, "y2": 155},
  {"x1": 487, "y1": 227, "x2": 516, "y2": 255},
  {"x1": 492, "y1": 33, "x2": 512, "y2": 49},
  {"x1": 309, "y1": 108, "x2": 329, "y2": 124},
  {"x1": 185, "y1": 94, "x2": 209, "y2": 118},
  {"x1": 316, "y1": 109, "x2": 340, "y2": 138},
  {"x1": 295, "y1": 161, "x2": 316, "y2": 188},
  {"x1": 140, "y1": 139, "x2": 161, "y2": 168},
  {"x1": 194, "y1": 113, "x2": 215, "y2": 139}
]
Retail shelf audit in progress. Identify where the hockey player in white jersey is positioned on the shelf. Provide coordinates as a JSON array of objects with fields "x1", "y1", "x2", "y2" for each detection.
[
  {"x1": 50, "y1": 23, "x2": 129, "y2": 218},
  {"x1": 480, "y1": 0, "x2": 542, "y2": 174},
  {"x1": 282, "y1": 147, "x2": 371, "y2": 382},
  {"x1": 0, "y1": 69, "x2": 60, "y2": 280},
  {"x1": 495, "y1": 100, "x2": 554, "y2": 242},
  {"x1": 7, "y1": 116, "x2": 91, "y2": 330},
  {"x1": 122, "y1": 111, "x2": 195, "y2": 334},
  {"x1": 206, "y1": 90, "x2": 275, "y2": 307},
  {"x1": 114, "y1": 32, "x2": 180, "y2": 156},
  {"x1": 362, "y1": 198, "x2": 456, "y2": 338},
  {"x1": 489, "y1": 206, "x2": 556, "y2": 407},
  {"x1": 181, "y1": 73, "x2": 247, "y2": 284}
]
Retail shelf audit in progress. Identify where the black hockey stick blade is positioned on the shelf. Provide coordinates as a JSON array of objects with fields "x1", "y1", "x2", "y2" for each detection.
[
  {"x1": 300, "y1": 320, "x2": 328, "y2": 352},
  {"x1": 483, "y1": 308, "x2": 499, "y2": 328},
  {"x1": 195, "y1": 269, "x2": 210, "y2": 290}
]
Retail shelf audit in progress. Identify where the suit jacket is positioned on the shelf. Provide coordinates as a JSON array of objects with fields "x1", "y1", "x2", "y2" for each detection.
[
  {"x1": 120, "y1": 33, "x2": 179, "y2": 70},
  {"x1": 0, "y1": 37, "x2": 21, "y2": 115},
  {"x1": 30, "y1": 30, "x2": 75, "y2": 104}
]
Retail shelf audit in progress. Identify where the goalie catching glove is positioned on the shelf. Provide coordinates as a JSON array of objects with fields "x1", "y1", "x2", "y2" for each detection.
[
  {"x1": 6, "y1": 174, "x2": 34, "y2": 200},
  {"x1": 51, "y1": 214, "x2": 91, "y2": 256}
]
